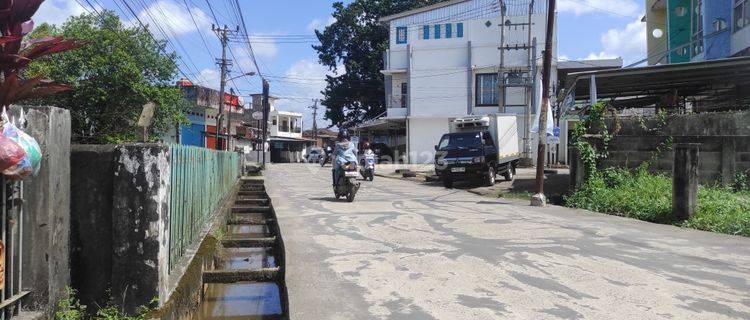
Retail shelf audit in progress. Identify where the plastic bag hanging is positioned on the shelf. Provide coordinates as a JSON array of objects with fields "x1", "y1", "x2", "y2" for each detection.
[
  {"x1": 2, "y1": 120, "x2": 40, "y2": 177},
  {"x1": 0, "y1": 135, "x2": 26, "y2": 173}
]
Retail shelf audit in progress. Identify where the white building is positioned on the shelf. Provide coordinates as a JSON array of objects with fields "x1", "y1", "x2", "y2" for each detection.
[
  {"x1": 362, "y1": 0, "x2": 557, "y2": 164},
  {"x1": 269, "y1": 110, "x2": 303, "y2": 139},
  {"x1": 267, "y1": 109, "x2": 315, "y2": 163}
]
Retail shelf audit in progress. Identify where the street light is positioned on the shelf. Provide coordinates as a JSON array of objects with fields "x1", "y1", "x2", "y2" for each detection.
[{"x1": 227, "y1": 71, "x2": 256, "y2": 82}]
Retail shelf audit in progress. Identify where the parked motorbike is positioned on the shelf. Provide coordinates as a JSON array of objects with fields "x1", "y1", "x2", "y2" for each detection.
[
  {"x1": 361, "y1": 152, "x2": 375, "y2": 181},
  {"x1": 334, "y1": 161, "x2": 361, "y2": 202}
]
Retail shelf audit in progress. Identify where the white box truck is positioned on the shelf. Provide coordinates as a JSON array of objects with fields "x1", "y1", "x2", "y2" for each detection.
[{"x1": 434, "y1": 114, "x2": 521, "y2": 188}]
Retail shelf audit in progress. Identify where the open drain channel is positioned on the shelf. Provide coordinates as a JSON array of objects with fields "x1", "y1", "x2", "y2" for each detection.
[{"x1": 195, "y1": 179, "x2": 288, "y2": 320}]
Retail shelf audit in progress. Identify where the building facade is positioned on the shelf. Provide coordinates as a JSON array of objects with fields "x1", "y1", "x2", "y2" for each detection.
[
  {"x1": 374, "y1": 0, "x2": 556, "y2": 164},
  {"x1": 172, "y1": 79, "x2": 245, "y2": 150},
  {"x1": 645, "y1": 0, "x2": 750, "y2": 65}
]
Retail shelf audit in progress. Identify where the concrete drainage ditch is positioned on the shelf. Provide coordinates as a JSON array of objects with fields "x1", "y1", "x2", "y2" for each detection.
[{"x1": 194, "y1": 178, "x2": 288, "y2": 320}]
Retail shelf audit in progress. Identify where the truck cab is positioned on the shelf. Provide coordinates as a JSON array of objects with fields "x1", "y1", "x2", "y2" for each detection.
[{"x1": 434, "y1": 115, "x2": 520, "y2": 188}]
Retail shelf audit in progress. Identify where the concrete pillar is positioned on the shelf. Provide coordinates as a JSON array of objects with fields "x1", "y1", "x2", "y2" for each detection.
[
  {"x1": 673, "y1": 144, "x2": 699, "y2": 221},
  {"x1": 13, "y1": 106, "x2": 71, "y2": 316},
  {"x1": 111, "y1": 144, "x2": 171, "y2": 313},
  {"x1": 721, "y1": 138, "x2": 736, "y2": 186}
]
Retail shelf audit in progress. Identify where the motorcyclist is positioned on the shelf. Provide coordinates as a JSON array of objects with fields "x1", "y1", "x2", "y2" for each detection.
[{"x1": 333, "y1": 129, "x2": 358, "y2": 186}]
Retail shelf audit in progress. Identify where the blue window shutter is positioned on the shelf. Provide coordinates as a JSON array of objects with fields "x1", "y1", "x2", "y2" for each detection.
[
  {"x1": 457, "y1": 23, "x2": 464, "y2": 38},
  {"x1": 396, "y1": 27, "x2": 407, "y2": 44},
  {"x1": 423, "y1": 25, "x2": 430, "y2": 39},
  {"x1": 434, "y1": 24, "x2": 441, "y2": 39},
  {"x1": 445, "y1": 24, "x2": 452, "y2": 38}
]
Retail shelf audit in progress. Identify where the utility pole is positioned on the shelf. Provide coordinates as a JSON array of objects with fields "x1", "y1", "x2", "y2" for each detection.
[
  {"x1": 261, "y1": 79, "x2": 270, "y2": 167},
  {"x1": 498, "y1": 0, "x2": 535, "y2": 165},
  {"x1": 531, "y1": 0, "x2": 556, "y2": 207},
  {"x1": 213, "y1": 24, "x2": 237, "y2": 151},
  {"x1": 310, "y1": 99, "x2": 319, "y2": 144}
]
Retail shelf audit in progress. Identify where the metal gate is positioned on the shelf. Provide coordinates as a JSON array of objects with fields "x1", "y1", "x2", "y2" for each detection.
[{"x1": 0, "y1": 178, "x2": 27, "y2": 319}]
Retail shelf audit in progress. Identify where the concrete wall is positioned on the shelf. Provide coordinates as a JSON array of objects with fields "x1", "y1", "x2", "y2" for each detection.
[
  {"x1": 70, "y1": 145, "x2": 116, "y2": 309},
  {"x1": 12, "y1": 106, "x2": 71, "y2": 316},
  {"x1": 600, "y1": 112, "x2": 750, "y2": 183},
  {"x1": 71, "y1": 144, "x2": 241, "y2": 314},
  {"x1": 71, "y1": 144, "x2": 171, "y2": 313},
  {"x1": 408, "y1": 118, "x2": 450, "y2": 164}
]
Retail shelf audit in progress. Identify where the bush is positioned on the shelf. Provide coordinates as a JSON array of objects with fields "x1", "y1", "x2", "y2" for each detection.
[
  {"x1": 54, "y1": 287, "x2": 155, "y2": 320},
  {"x1": 686, "y1": 189, "x2": 750, "y2": 236},
  {"x1": 566, "y1": 168, "x2": 674, "y2": 223},
  {"x1": 566, "y1": 168, "x2": 750, "y2": 237}
]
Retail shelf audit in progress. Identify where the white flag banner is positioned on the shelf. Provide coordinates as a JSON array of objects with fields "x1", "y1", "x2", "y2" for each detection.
[{"x1": 531, "y1": 79, "x2": 554, "y2": 135}]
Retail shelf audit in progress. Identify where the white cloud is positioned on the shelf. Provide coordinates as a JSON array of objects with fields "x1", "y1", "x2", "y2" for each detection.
[
  {"x1": 584, "y1": 52, "x2": 620, "y2": 60},
  {"x1": 307, "y1": 17, "x2": 336, "y2": 32},
  {"x1": 194, "y1": 68, "x2": 220, "y2": 90},
  {"x1": 595, "y1": 18, "x2": 647, "y2": 63},
  {"x1": 558, "y1": 0, "x2": 640, "y2": 17},
  {"x1": 234, "y1": 34, "x2": 279, "y2": 60},
  {"x1": 272, "y1": 60, "x2": 342, "y2": 129},
  {"x1": 33, "y1": 0, "x2": 91, "y2": 26},
  {"x1": 131, "y1": 0, "x2": 212, "y2": 37}
]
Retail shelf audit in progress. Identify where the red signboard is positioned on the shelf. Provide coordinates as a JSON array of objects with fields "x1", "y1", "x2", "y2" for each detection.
[{"x1": 224, "y1": 93, "x2": 240, "y2": 107}]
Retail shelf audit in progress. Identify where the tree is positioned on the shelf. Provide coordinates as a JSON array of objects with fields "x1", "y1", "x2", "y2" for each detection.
[
  {"x1": 314, "y1": 0, "x2": 443, "y2": 127},
  {"x1": 23, "y1": 11, "x2": 189, "y2": 143}
]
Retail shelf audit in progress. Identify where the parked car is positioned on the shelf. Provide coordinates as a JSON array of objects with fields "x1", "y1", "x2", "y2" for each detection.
[
  {"x1": 435, "y1": 114, "x2": 520, "y2": 188},
  {"x1": 307, "y1": 148, "x2": 323, "y2": 163}
]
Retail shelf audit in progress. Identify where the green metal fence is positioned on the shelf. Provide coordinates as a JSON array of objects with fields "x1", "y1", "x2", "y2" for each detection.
[{"x1": 168, "y1": 144, "x2": 239, "y2": 269}]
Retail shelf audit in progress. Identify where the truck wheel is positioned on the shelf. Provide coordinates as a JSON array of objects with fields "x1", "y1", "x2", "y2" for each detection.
[
  {"x1": 443, "y1": 177, "x2": 453, "y2": 189},
  {"x1": 503, "y1": 166, "x2": 515, "y2": 181},
  {"x1": 485, "y1": 166, "x2": 496, "y2": 186}
]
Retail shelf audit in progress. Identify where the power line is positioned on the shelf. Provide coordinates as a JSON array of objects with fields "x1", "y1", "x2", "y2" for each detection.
[{"x1": 113, "y1": 0, "x2": 197, "y2": 82}]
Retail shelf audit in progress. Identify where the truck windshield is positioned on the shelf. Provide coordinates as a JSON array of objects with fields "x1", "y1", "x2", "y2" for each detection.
[{"x1": 437, "y1": 133, "x2": 483, "y2": 150}]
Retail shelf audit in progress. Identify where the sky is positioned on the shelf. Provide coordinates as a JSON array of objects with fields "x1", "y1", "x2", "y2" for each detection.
[{"x1": 33, "y1": 0, "x2": 648, "y2": 129}]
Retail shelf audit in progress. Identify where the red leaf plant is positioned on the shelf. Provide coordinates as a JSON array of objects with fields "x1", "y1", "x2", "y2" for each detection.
[{"x1": 0, "y1": 0, "x2": 84, "y2": 107}]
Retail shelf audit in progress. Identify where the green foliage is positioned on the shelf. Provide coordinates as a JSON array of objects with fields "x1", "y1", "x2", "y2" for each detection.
[
  {"x1": 566, "y1": 167, "x2": 674, "y2": 223},
  {"x1": 314, "y1": 0, "x2": 443, "y2": 126},
  {"x1": 570, "y1": 102, "x2": 615, "y2": 177},
  {"x1": 55, "y1": 287, "x2": 87, "y2": 320},
  {"x1": 23, "y1": 11, "x2": 189, "y2": 143},
  {"x1": 732, "y1": 171, "x2": 749, "y2": 192},
  {"x1": 685, "y1": 189, "x2": 750, "y2": 236},
  {"x1": 54, "y1": 287, "x2": 156, "y2": 320},
  {"x1": 566, "y1": 169, "x2": 750, "y2": 237}
]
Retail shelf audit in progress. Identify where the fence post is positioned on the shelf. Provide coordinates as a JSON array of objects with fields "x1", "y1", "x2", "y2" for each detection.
[
  {"x1": 673, "y1": 143, "x2": 699, "y2": 221},
  {"x1": 720, "y1": 138, "x2": 736, "y2": 187},
  {"x1": 569, "y1": 146, "x2": 586, "y2": 190}
]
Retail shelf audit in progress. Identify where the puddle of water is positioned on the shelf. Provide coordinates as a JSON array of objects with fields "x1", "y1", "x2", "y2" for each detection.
[
  {"x1": 195, "y1": 283, "x2": 282, "y2": 319},
  {"x1": 224, "y1": 248, "x2": 276, "y2": 270},
  {"x1": 228, "y1": 225, "x2": 269, "y2": 238}
]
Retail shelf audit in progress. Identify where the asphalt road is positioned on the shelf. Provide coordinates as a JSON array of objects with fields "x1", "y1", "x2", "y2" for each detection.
[{"x1": 265, "y1": 163, "x2": 750, "y2": 320}]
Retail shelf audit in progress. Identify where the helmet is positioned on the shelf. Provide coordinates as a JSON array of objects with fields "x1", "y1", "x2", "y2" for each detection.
[{"x1": 337, "y1": 129, "x2": 350, "y2": 141}]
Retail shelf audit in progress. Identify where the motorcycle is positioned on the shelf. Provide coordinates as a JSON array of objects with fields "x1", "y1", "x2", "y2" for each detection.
[
  {"x1": 361, "y1": 152, "x2": 375, "y2": 181},
  {"x1": 320, "y1": 146, "x2": 333, "y2": 167},
  {"x1": 334, "y1": 161, "x2": 361, "y2": 202}
]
